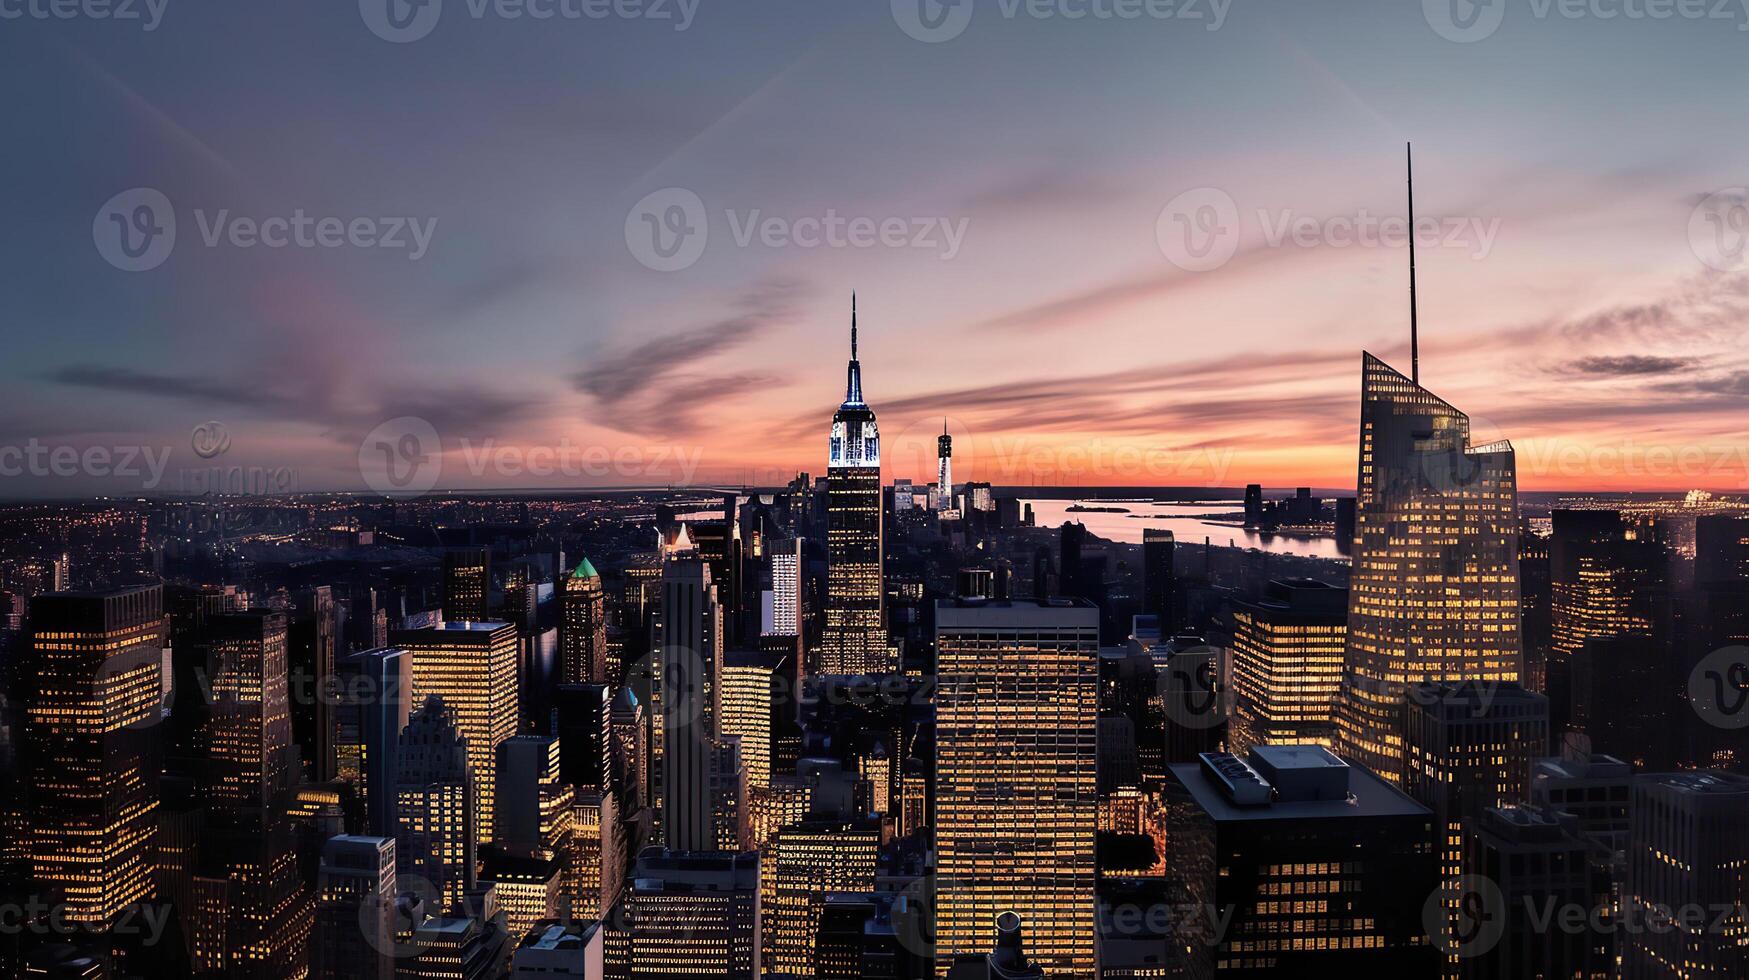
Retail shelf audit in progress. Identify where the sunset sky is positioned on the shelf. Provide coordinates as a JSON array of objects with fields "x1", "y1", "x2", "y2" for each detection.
[{"x1": 5, "y1": 0, "x2": 1749, "y2": 495}]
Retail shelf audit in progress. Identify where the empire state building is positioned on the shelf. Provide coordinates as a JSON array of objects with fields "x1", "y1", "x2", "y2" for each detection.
[{"x1": 821, "y1": 295, "x2": 890, "y2": 675}]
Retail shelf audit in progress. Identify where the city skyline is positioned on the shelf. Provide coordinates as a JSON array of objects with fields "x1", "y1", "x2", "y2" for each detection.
[{"x1": 7, "y1": 4, "x2": 1749, "y2": 495}]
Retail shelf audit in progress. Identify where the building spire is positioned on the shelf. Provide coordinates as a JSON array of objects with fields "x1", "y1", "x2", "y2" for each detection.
[
  {"x1": 1407, "y1": 142, "x2": 1420, "y2": 386},
  {"x1": 844, "y1": 292, "x2": 864, "y2": 405}
]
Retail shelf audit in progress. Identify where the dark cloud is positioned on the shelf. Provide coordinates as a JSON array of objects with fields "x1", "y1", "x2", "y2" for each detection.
[
  {"x1": 1565, "y1": 355, "x2": 1699, "y2": 377},
  {"x1": 573, "y1": 280, "x2": 806, "y2": 433}
]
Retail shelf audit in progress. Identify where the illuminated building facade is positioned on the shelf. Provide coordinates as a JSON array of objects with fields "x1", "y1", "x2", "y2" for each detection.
[
  {"x1": 761, "y1": 816, "x2": 880, "y2": 973},
  {"x1": 937, "y1": 419, "x2": 953, "y2": 513},
  {"x1": 1228, "y1": 579, "x2": 1346, "y2": 755},
  {"x1": 560, "y1": 557, "x2": 610, "y2": 684},
  {"x1": 720, "y1": 649, "x2": 784, "y2": 791},
  {"x1": 1168, "y1": 746, "x2": 1439, "y2": 978},
  {"x1": 935, "y1": 598, "x2": 1099, "y2": 979},
  {"x1": 1402, "y1": 681, "x2": 1549, "y2": 974},
  {"x1": 1335, "y1": 353, "x2": 1521, "y2": 785},
  {"x1": 761, "y1": 540, "x2": 801, "y2": 638},
  {"x1": 1549, "y1": 510, "x2": 1662, "y2": 672},
  {"x1": 609, "y1": 850, "x2": 761, "y2": 979},
  {"x1": 206, "y1": 611, "x2": 294, "y2": 816},
  {"x1": 396, "y1": 695, "x2": 478, "y2": 913},
  {"x1": 394, "y1": 620, "x2": 519, "y2": 843},
  {"x1": 24, "y1": 586, "x2": 165, "y2": 927},
  {"x1": 822, "y1": 296, "x2": 889, "y2": 675},
  {"x1": 443, "y1": 546, "x2": 492, "y2": 623}
]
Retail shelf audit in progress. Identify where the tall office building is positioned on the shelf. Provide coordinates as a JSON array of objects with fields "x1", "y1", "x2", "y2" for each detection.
[
  {"x1": 289, "y1": 585, "x2": 338, "y2": 782},
  {"x1": 1623, "y1": 771, "x2": 1749, "y2": 978},
  {"x1": 760, "y1": 815, "x2": 880, "y2": 974},
  {"x1": 937, "y1": 419, "x2": 953, "y2": 512},
  {"x1": 1549, "y1": 509, "x2": 1662, "y2": 662},
  {"x1": 1228, "y1": 579, "x2": 1347, "y2": 754},
  {"x1": 560, "y1": 558, "x2": 610, "y2": 685},
  {"x1": 1460, "y1": 805, "x2": 1610, "y2": 980},
  {"x1": 444, "y1": 546, "x2": 492, "y2": 622},
  {"x1": 1142, "y1": 528, "x2": 1178, "y2": 635},
  {"x1": 1168, "y1": 746, "x2": 1439, "y2": 977},
  {"x1": 822, "y1": 296, "x2": 889, "y2": 675},
  {"x1": 606, "y1": 850, "x2": 761, "y2": 979},
  {"x1": 660, "y1": 558, "x2": 722, "y2": 853},
  {"x1": 935, "y1": 598, "x2": 1099, "y2": 979},
  {"x1": 720, "y1": 649, "x2": 784, "y2": 792},
  {"x1": 334, "y1": 646, "x2": 414, "y2": 839},
  {"x1": 393, "y1": 621, "x2": 519, "y2": 843},
  {"x1": 1402, "y1": 681, "x2": 1549, "y2": 974},
  {"x1": 24, "y1": 586, "x2": 164, "y2": 928},
  {"x1": 1335, "y1": 352, "x2": 1521, "y2": 785},
  {"x1": 761, "y1": 538, "x2": 802, "y2": 638},
  {"x1": 397, "y1": 695, "x2": 479, "y2": 913},
  {"x1": 496, "y1": 735, "x2": 576, "y2": 853},
  {"x1": 313, "y1": 835, "x2": 397, "y2": 980},
  {"x1": 206, "y1": 610, "x2": 295, "y2": 817},
  {"x1": 551, "y1": 682, "x2": 612, "y2": 792}
]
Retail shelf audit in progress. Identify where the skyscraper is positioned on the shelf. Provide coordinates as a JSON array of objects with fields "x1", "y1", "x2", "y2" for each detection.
[
  {"x1": 24, "y1": 586, "x2": 164, "y2": 928},
  {"x1": 206, "y1": 610, "x2": 295, "y2": 817},
  {"x1": 313, "y1": 835, "x2": 397, "y2": 980},
  {"x1": 822, "y1": 295, "x2": 889, "y2": 675},
  {"x1": 559, "y1": 557, "x2": 609, "y2": 685},
  {"x1": 394, "y1": 620, "x2": 519, "y2": 844},
  {"x1": 1549, "y1": 509, "x2": 1661, "y2": 662},
  {"x1": 606, "y1": 850, "x2": 762, "y2": 979},
  {"x1": 1142, "y1": 528, "x2": 1177, "y2": 635},
  {"x1": 935, "y1": 598, "x2": 1099, "y2": 979},
  {"x1": 660, "y1": 558, "x2": 722, "y2": 853},
  {"x1": 1334, "y1": 353, "x2": 1521, "y2": 784},
  {"x1": 760, "y1": 815, "x2": 880, "y2": 973},
  {"x1": 396, "y1": 695, "x2": 478, "y2": 914},
  {"x1": 1167, "y1": 746, "x2": 1439, "y2": 978},
  {"x1": 1623, "y1": 771, "x2": 1749, "y2": 978},
  {"x1": 937, "y1": 418, "x2": 953, "y2": 513},
  {"x1": 289, "y1": 585, "x2": 337, "y2": 782},
  {"x1": 1228, "y1": 578, "x2": 1347, "y2": 754},
  {"x1": 333, "y1": 646, "x2": 414, "y2": 839},
  {"x1": 443, "y1": 546, "x2": 492, "y2": 623}
]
